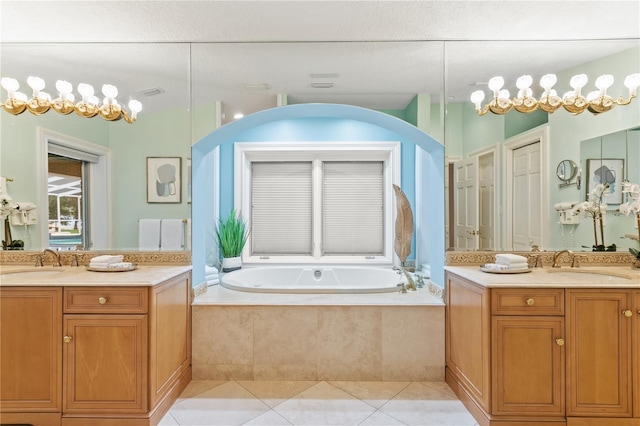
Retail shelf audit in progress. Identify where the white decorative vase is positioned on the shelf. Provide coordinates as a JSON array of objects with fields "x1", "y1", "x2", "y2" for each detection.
[{"x1": 222, "y1": 256, "x2": 242, "y2": 272}]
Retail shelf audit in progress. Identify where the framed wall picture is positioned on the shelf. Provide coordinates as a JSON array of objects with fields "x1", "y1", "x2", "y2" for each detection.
[
  {"x1": 147, "y1": 157, "x2": 182, "y2": 203},
  {"x1": 586, "y1": 158, "x2": 624, "y2": 204}
]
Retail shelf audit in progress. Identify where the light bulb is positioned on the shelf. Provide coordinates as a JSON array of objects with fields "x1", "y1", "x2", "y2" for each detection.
[
  {"x1": 595, "y1": 74, "x2": 614, "y2": 96},
  {"x1": 27, "y1": 76, "x2": 45, "y2": 91},
  {"x1": 563, "y1": 90, "x2": 576, "y2": 100},
  {"x1": 14, "y1": 92, "x2": 28, "y2": 102},
  {"x1": 55, "y1": 80, "x2": 73, "y2": 100},
  {"x1": 488, "y1": 76, "x2": 504, "y2": 96},
  {"x1": 87, "y1": 95, "x2": 99, "y2": 106},
  {"x1": 498, "y1": 89, "x2": 510, "y2": 99},
  {"x1": 540, "y1": 74, "x2": 557, "y2": 95},
  {"x1": 77, "y1": 83, "x2": 94, "y2": 103},
  {"x1": 517, "y1": 87, "x2": 533, "y2": 98},
  {"x1": 624, "y1": 73, "x2": 640, "y2": 97},
  {"x1": 102, "y1": 84, "x2": 118, "y2": 105},
  {"x1": 569, "y1": 74, "x2": 588, "y2": 96},
  {"x1": 1, "y1": 77, "x2": 20, "y2": 97},
  {"x1": 516, "y1": 75, "x2": 533, "y2": 90},
  {"x1": 128, "y1": 100, "x2": 142, "y2": 118},
  {"x1": 470, "y1": 90, "x2": 485, "y2": 109}
]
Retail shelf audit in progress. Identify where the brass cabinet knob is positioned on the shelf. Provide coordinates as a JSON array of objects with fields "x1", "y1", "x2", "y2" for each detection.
[
  {"x1": 98, "y1": 297, "x2": 107, "y2": 305},
  {"x1": 63, "y1": 336, "x2": 72, "y2": 344},
  {"x1": 556, "y1": 338, "x2": 565, "y2": 346},
  {"x1": 526, "y1": 298, "x2": 535, "y2": 306},
  {"x1": 623, "y1": 309, "x2": 633, "y2": 318}
]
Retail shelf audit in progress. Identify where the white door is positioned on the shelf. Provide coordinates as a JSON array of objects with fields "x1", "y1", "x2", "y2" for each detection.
[
  {"x1": 454, "y1": 158, "x2": 479, "y2": 250},
  {"x1": 478, "y1": 152, "x2": 496, "y2": 250},
  {"x1": 512, "y1": 143, "x2": 541, "y2": 250}
]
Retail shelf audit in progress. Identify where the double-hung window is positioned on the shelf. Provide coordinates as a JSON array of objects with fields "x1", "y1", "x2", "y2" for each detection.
[{"x1": 235, "y1": 142, "x2": 400, "y2": 264}]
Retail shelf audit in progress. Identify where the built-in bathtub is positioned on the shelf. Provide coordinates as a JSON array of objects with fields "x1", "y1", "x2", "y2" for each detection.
[
  {"x1": 193, "y1": 265, "x2": 445, "y2": 382},
  {"x1": 221, "y1": 266, "x2": 404, "y2": 293}
]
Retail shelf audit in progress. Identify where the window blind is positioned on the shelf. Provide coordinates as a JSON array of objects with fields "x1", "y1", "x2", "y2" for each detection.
[
  {"x1": 322, "y1": 161, "x2": 384, "y2": 255},
  {"x1": 251, "y1": 162, "x2": 313, "y2": 255},
  {"x1": 48, "y1": 142, "x2": 100, "y2": 163}
]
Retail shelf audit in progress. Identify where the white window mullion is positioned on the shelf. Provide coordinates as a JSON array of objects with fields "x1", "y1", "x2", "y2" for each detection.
[{"x1": 312, "y1": 159, "x2": 323, "y2": 259}]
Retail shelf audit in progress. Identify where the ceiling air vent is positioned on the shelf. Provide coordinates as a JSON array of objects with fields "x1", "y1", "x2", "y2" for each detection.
[
  {"x1": 137, "y1": 87, "x2": 165, "y2": 97},
  {"x1": 309, "y1": 73, "x2": 339, "y2": 79},
  {"x1": 310, "y1": 82, "x2": 334, "y2": 89}
]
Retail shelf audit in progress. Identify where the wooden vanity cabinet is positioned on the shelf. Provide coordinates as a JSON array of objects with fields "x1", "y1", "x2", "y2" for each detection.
[
  {"x1": 446, "y1": 273, "x2": 565, "y2": 425},
  {"x1": 0, "y1": 271, "x2": 191, "y2": 426},
  {"x1": 446, "y1": 271, "x2": 640, "y2": 426}
]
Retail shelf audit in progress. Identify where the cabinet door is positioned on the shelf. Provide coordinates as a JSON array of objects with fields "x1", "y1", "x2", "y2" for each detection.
[
  {"x1": 1, "y1": 287, "x2": 62, "y2": 412},
  {"x1": 63, "y1": 315, "x2": 147, "y2": 414},
  {"x1": 566, "y1": 290, "x2": 632, "y2": 417},
  {"x1": 492, "y1": 316, "x2": 565, "y2": 416},
  {"x1": 634, "y1": 290, "x2": 640, "y2": 418}
]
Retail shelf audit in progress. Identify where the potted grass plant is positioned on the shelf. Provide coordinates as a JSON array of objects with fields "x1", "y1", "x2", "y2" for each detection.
[{"x1": 215, "y1": 209, "x2": 249, "y2": 272}]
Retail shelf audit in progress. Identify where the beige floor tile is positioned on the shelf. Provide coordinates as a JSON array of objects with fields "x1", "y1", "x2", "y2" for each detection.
[
  {"x1": 379, "y1": 383, "x2": 476, "y2": 426},
  {"x1": 242, "y1": 409, "x2": 293, "y2": 425},
  {"x1": 237, "y1": 380, "x2": 318, "y2": 408},
  {"x1": 157, "y1": 411, "x2": 179, "y2": 425},
  {"x1": 177, "y1": 380, "x2": 228, "y2": 401},
  {"x1": 419, "y1": 382, "x2": 457, "y2": 399},
  {"x1": 328, "y1": 381, "x2": 411, "y2": 409},
  {"x1": 272, "y1": 381, "x2": 376, "y2": 425},
  {"x1": 170, "y1": 381, "x2": 270, "y2": 426},
  {"x1": 359, "y1": 410, "x2": 408, "y2": 425}
]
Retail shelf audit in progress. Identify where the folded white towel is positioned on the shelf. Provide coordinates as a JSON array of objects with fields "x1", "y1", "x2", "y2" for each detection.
[
  {"x1": 495, "y1": 253, "x2": 528, "y2": 264},
  {"x1": 206, "y1": 278, "x2": 220, "y2": 286},
  {"x1": 205, "y1": 273, "x2": 219, "y2": 281},
  {"x1": 107, "y1": 262, "x2": 133, "y2": 269},
  {"x1": 90, "y1": 255, "x2": 124, "y2": 264},
  {"x1": 496, "y1": 261, "x2": 529, "y2": 268},
  {"x1": 205, "y1": 265, "x2": 219, "y2": 275},
  {"x1": 482, "y1": 263, "x2": 509, "y2": 271}
]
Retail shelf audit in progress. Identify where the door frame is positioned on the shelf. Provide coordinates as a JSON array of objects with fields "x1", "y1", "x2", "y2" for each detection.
[
  {"x1": 467, "y1": 144, "x2": 500, "y2": 250},
  {"x1": 502, "y1": 125, "x2": 550, "y2": 251}
]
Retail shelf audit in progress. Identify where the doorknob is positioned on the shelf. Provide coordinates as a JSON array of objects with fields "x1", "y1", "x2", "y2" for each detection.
[{"x1": 467, "y1": 230, "x2": 479, "y2": 235}]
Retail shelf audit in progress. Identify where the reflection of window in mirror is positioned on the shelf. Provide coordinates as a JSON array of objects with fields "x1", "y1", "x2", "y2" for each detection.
[{"x1": 47, "y1": 154, "x2": 88, "y2": 250}]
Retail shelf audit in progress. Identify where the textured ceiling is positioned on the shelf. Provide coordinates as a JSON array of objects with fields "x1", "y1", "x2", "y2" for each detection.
[{"x1": 1, "y1": 1, "x2": 639, "y2": 122}]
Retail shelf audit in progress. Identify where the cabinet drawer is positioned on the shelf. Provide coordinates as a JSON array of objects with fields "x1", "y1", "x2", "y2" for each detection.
[
  {"x1": 64, "y1": 287, "x2": 148, "y2": 313},
  {"x1": 491, "y1": 288, "x2": 564, "y2": 315}
]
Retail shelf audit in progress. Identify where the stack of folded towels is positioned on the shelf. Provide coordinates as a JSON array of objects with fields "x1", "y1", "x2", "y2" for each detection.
[
  {"x1": 483, "y1": 253, "x2": 529, "y2": 271},
  {"x1": 89, "y1": 255, "x2": 133, "y2": 269},
  {"x1": 205, "y1": 265, "x2": 219, "y2": 286}
]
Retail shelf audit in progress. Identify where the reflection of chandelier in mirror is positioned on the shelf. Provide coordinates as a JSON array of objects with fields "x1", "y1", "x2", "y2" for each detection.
[
  {"x1": 0, "y1": 77, "x2": 142, "y2": 123},
  {"x1": 471, "y1": 73, "x2": 640, "y2": 116}
]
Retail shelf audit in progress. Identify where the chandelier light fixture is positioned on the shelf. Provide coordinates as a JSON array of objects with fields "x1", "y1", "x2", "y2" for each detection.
[
  {"x1": 470, "y1": 72, "x2": 640, "y2": 116},
  {"x1": 1, "y1": 76, "x2": 142, "y2": 123}
]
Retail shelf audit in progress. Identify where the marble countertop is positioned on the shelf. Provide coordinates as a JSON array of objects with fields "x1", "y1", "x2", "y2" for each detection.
[
  {"x1": 445, "y1": 265, "x2": 640, "y2": 288},
  {"x1": 0, "y1": 264, "x2": 192, "y2": 286}
]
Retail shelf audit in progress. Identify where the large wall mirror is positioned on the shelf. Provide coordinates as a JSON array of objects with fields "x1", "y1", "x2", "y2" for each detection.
[
  {"x1": 444, "y1": 40, "x2": 640, "y2": 252},
  {"x1": 1, "y1": 39, "x2": 638, "y2": 254}
]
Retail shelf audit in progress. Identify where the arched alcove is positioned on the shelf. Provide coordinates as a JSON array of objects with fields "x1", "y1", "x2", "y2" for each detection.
[{"x1": 192, "y1": 104, "x2": 445, "y2": 287}]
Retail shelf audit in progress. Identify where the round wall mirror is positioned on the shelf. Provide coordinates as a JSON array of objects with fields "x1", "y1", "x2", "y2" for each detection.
[{"x1": 557, "y1": 159, "x2": 578, "y2": 181}]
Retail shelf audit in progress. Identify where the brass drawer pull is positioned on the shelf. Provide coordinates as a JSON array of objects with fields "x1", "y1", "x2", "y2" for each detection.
[
  {"x1": 622, "y1": 309, "x2": 632, "y2": 318},
  {"x1": 556, "y1": 338, "x2": 564, "y2": 346},
  {"x1": 98, "y1": 297, "x2": 107, "y2": 305},
  {"x1": 525, "y1": 298, "x2": 535, "y2": 306},
  {"x1": 63, "y1": 335, "x2": 72, "y2": 344}
]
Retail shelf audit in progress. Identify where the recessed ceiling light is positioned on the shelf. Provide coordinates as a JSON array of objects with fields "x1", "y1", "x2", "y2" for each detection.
[
  {"x1": 136, "y1": 87, "x2": 165, "y2": 97},
  {"x1": 233, "y1": 113, "x2": 244, "y2": 119},
  {"x1": 242, "y1": 82, "x2": 270, "y2": 91},
  {"x1": 310, "y1": 82, "x2": 334, "y2": 89}
]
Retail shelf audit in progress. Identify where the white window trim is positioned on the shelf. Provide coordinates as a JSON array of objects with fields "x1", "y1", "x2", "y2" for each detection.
[
  {"x1": 37, "y1": 127, "x2": 111, "y2": 250},
  {"x1": 234, "y1": 141, "x2": 401, "y2": 265}
]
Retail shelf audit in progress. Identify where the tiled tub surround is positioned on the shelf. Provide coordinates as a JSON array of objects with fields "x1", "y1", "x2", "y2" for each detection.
[{"x1": 192, "y1": 285, "x2": 445, "y2": 382}]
